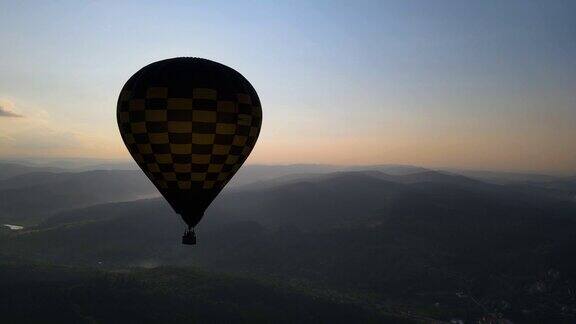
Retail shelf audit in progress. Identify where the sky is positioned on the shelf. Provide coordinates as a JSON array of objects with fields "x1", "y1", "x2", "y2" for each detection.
[{"x1": 0, "y1": 0, "x2": 575, "y2": 173}]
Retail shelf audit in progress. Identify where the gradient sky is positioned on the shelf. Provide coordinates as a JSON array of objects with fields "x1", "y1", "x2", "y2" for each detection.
[{"x1": 0, "y1": 0, "x2": 575, "y2": 173}]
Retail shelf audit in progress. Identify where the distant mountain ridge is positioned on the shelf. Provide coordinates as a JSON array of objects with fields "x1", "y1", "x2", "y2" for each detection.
[
  {"x1": 2, "y1": 168, "x2": 576, "y2": 322},
  {"x1": 2, "y1": 160, "x2": 574, "y2": 226},
  {"x1": 0, "y1": 169, "x2": 157, "y2": 224},
  {"x1": 0, "y1": 162, "x2": 66, "y2": 180}
]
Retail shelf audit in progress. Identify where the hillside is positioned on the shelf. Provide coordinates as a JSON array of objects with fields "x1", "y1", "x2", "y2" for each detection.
[
  {"x1": 0, "y1": 263, "x2": 408, "y2": 324},
  {"x1": 0, "y1": 170, "x2": 157, "y2": 224},
  {"x1": 3, "y1": 170, "x2": 576, "y2": 322},
  {"x1": 0, "y1": 162, "x2": 65, "y2": 180}
]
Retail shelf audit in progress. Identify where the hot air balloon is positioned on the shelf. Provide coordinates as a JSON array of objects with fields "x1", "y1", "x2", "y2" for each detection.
[{"x1": 117, "y1": 58, "x2": 262, "y2": 245}]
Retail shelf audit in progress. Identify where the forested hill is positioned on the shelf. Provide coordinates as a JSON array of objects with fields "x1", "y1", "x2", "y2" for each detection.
[
  {"x1": 0, "y1": 263, "x2": 411, "y2": 324},
  {"x1": 2, "y1": 165, "x2": 576, "y2": 322}
]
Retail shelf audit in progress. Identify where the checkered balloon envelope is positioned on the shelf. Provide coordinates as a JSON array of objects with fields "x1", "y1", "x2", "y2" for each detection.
[{"x1": 117, "y1": 57, "x2": 262, "y2": 229}]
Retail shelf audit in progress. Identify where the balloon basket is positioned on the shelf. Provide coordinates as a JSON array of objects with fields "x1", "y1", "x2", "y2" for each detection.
[{"x1": 182, "y1": 230, "x2": 197, "y2": 245}]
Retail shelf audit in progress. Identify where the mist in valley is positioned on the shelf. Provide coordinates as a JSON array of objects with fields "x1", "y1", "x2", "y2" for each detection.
[{"x1": 1, "y1": 161, "x2": 576, "y2": 323}]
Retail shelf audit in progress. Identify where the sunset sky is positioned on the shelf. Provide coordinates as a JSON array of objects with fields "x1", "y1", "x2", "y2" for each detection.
[{"x1": 0, "y1": 1, "x2": 575, "y2": 173}]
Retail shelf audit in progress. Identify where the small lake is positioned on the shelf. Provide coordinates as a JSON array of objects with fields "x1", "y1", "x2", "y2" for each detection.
[{"x1": 3, "y1": 224, "x2": 24, "y2": 230}]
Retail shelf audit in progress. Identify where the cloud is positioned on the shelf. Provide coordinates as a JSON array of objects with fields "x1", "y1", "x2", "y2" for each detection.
[{"x1": 0, "y1": 105, "x2": 23, "y2": 118}]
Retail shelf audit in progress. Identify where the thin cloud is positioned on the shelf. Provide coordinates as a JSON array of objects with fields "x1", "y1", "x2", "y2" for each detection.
[{"x1": 0, "y1": 105, "x2": 23, "y2": 118}]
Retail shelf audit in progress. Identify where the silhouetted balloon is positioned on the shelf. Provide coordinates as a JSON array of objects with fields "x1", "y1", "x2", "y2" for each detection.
[{"x1": 117, "y1": 57, "x2": 262, "y2": 234}]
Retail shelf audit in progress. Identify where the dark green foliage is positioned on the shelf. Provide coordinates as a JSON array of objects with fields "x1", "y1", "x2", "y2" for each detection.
[{"x1": 0, "y1": 264, "x2": 403, "y2": 324}]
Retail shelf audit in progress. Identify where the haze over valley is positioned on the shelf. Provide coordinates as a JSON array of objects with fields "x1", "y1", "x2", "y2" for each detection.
[{"x1": 1, "y1": 160, "x2": 576, "y2": 322}]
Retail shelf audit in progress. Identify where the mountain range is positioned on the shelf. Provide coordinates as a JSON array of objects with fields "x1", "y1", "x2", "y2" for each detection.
[{"x1": 1, "y1": 162, "x2": 576, "y2": 322}]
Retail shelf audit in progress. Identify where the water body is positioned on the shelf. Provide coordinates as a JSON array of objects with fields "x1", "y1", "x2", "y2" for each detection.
[{"x1": 3, "y1": 224, "x2": 24, "y2": 230}]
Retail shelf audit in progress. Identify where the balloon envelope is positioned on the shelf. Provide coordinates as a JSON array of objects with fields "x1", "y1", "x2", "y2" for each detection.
[{"x1": 117, "y1": 57, "x2": 262, "y2": 227}]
